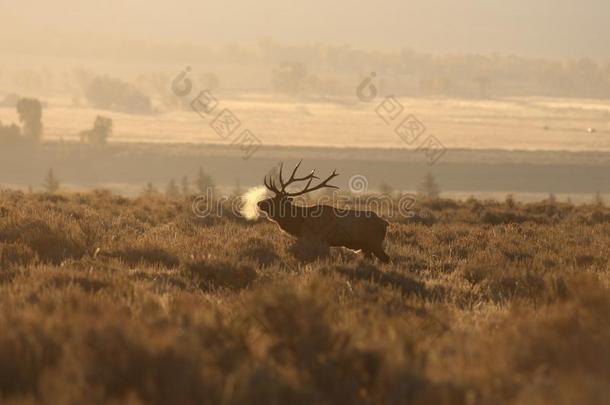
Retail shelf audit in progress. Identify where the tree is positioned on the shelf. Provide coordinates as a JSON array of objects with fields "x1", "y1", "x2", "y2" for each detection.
[
  {"x1": 42, "y1": 169, "x2": 60, "y2": 194},
  {"x1": 417, "y1": 172, "x2": 441, "y2": 199},
  {"x1": 80, "y1": 116, "x2": 113, "y2": 144},
  {"x1": 196, "y1": 168, "x2": 215, "y2": 195},
  {"x1": 141, "y1": 182, "x2": 158, "y2": 197},
  {"x1": 379, "y1": 182, "x2": 394, "y2": 196},
  {"x1": 166, "y1": 179, "x2": 180, "y2": 198},
  {"x1": 181, "y1": 176, "x2": 190, "y2": 196},
  {"x1": 271, "y1": 63, "x2": 308, "y2": 95},
  {"x1": 16, "y1": 98, "x2": 43, "y2": 140}
]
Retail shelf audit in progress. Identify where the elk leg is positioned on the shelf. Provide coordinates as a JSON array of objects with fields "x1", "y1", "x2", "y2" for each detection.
[
  {"x1": 361, "y1": 249, "x2": 374, "y2": 260},
  {"x1": 373, "y1": 247, "x2": 390, "y2": 263}
]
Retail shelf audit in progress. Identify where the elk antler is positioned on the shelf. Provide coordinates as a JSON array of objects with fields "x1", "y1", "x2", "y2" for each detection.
[
  {"x1": 263, "y1": 160, "x2": 339, "y2": 197},
  {"x1": 263, "y1": 171, "x2": 281, "y2": 195}
]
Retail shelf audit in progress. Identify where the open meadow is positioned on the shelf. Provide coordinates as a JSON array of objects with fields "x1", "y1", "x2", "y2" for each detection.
[
  {"x1": 1, "y1": 190, "x2": 609, "y2": 404},
  {"x1": 1, "y1": 95, "x2": 610, "y2": 151}
]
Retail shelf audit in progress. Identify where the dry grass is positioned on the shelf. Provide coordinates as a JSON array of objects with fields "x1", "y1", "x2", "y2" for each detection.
[
  {"x1": 0, "y1": 190, "x2": 609, "y2": 404},
  {"x1": 3, "y1": 95, "x2": 610, "y2": 151}
]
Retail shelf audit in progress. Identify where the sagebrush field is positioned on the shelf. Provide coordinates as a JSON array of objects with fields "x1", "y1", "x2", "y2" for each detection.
[{"x1": 1, "y1": 190, "x2": 609, "y2": 404}]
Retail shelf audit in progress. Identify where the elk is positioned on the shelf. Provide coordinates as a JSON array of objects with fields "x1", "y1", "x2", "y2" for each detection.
[{"x1": 257, "y1": 161, "x2": 390, "y2": 262}]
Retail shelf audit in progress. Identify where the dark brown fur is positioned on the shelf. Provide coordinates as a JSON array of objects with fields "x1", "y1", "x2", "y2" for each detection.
[{"x1": 258, "y1": 196, "x2": 390, "y2": 262}]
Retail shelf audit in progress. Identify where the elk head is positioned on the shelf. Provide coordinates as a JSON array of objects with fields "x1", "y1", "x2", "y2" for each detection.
[{"x1": 257, "y1": 160, "x2": 339, "y2": 219}]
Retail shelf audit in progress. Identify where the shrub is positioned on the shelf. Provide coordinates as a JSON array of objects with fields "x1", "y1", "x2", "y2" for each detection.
[
  {"x1": 184, "y1": 259, "x2": 258, "y2": 291},
  {"x1": 85, "y1": 76, "x2": 152, "y2": 113},
  {"x1": 239, "y1": 238, "x2": 280, "y2": 266},
  {"x1": 0, "y1": 218, "x2": 85, "y2": 264},
  {"x1": 0, "y1": 242, "x2": 37, "y2": 268},
  {"x1": 106, "y1": 245, "x2": 180, "y2": 269}
]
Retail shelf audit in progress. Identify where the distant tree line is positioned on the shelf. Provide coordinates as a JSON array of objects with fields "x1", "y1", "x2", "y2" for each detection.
[
  {"x1": 4, "y1": 42, "x2": 610, "y2": 99},
  {"x1": 85, "y1": 76, "x2": 152, "y2": 113},
  {"x1": 144, "y1": 167, "x2": 217, "y2": 199},
  {"x1": 0, "y1": 94, "x2": 115, "y2": 146},
  {"x1": 260, "y1": 42, "x2": 610, "y2": 99}
]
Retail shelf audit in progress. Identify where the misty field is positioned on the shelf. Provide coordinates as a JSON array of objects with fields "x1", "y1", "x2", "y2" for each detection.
[
  {"x1": 1, "y1": 95, "x2": 609, "y2": 151},
  {"x1": 1, "y1": 190, "x2": 609, "y2": 404}
]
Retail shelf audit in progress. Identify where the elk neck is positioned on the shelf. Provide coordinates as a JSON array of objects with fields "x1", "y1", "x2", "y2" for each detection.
[{"x1": 269, "y1": 201, "x2": 309, "y2": 237}]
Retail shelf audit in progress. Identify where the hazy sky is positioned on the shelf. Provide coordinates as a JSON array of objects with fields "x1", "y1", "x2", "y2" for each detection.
[{"x1": 3, "y1": 0, "x2": 609, "y2": 57}]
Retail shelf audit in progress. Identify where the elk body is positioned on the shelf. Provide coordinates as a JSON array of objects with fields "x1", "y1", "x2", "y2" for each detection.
[{"x1": 257, "y1": 161, "x2": 390, "y2": 262}]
